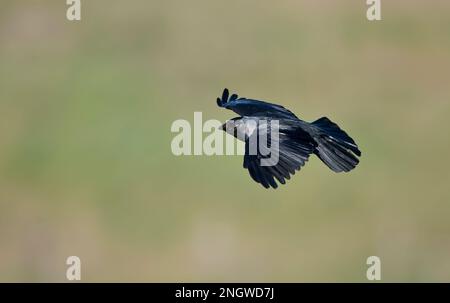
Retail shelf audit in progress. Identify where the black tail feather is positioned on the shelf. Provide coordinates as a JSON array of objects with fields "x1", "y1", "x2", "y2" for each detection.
[{"x1": 312, "y1": 117, "x2": 361, "y2": 172}]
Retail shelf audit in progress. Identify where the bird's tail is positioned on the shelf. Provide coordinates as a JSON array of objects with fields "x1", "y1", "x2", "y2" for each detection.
[{"x1": 312, "y1": 117, "x2": 361, "y2": 172}]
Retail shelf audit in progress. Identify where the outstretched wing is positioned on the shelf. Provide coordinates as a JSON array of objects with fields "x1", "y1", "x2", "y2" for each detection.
[
  {"x1": 217, "y1": 88, "x2": 298, "y2": 119},
  {"x1": 243, "y1": 120, "x2": 316, "y2": 189}
]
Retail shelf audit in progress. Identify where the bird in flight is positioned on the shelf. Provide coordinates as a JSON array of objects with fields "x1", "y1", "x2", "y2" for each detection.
[{"x1": 217, "y1": 88, "x2": 361, "y2": 189}]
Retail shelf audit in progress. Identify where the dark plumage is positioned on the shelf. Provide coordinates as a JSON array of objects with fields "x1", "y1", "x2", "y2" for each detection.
[{"x1": 217, "y1": 88, "x2": 361, "y2": 189}]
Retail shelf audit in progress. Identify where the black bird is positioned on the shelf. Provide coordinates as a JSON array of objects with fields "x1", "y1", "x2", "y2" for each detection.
[{"x1": 217, "y1": 88, "x2": 361, "y2": 189}]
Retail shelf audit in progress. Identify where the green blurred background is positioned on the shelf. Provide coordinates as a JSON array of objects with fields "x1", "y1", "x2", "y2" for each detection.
[{"x1": 1, "y1": 0, "x2": 450, "y2": 282}]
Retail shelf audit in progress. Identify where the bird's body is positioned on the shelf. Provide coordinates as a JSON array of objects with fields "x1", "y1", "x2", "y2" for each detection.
[{"x1": 217, "y1": 88, "x2": 361, "y2": 189}]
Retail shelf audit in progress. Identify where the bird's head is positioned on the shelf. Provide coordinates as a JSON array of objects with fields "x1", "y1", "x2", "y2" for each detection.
[
  {"x1": 219, "y1": 117, "x2": 250, "y2": 141},
  {"x1": 220, "y1": 118, "x2": 238, "y2": 136}
]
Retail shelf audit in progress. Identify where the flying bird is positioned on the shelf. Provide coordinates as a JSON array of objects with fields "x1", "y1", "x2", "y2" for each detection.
[{"x1": 217, "y1": 88, "x2": 361, "y2": 189}]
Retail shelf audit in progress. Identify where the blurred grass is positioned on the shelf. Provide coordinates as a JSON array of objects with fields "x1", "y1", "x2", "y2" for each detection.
[{"x1": 0, "y1": 0, "x2": 450, "y2": 281}]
